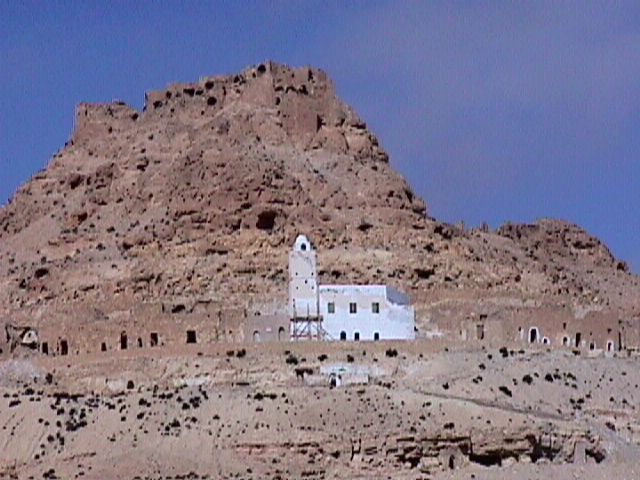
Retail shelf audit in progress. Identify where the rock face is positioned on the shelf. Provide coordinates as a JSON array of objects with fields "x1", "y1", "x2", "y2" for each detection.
[{"x1": 0, "y1": 61, "x2": 638, "y2": 336}]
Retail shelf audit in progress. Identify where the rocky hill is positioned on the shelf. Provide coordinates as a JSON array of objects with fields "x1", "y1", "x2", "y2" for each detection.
[{"x1": 0, "y1": 61, "x2": 638, "y2": 331}]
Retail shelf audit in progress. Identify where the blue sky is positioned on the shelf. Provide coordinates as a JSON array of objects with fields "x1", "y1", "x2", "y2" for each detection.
[{"x1": 1, "y1": 1, "x2": 638, "y2": 272}]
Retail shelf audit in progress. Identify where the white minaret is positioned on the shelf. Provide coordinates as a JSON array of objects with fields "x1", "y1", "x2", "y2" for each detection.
[{"x1": 288, "y1": 235, "x2": 319, "y2": 318}]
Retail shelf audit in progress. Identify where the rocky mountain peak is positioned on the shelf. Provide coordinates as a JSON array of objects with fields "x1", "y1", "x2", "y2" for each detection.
[{"x1": 0, "y1": 62, "x2": 637, "y2": 328}]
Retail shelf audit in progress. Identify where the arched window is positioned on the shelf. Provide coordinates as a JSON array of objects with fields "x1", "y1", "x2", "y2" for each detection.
[
  {"x1": 278, "y1": 327, "x2": 286, "y2": 342},
  {"x1": 542, "y1": 337, "x2": 550, "y2": 345},
  {"x1": 253, "y1": 330, "x2": 261, "y2": 342},
  {"x1": 340, "y1": 331, "x2": 347, "y2": 341},
  {"x1": 354, "y1": 332, "x2": 360, "y2": 341},
  {"x1": 607, "y1": 340, "x2": 614, "y2": 352},
  {"x1": 589, "y1": 341, "x2": 596, "y2": 351},
  {"x1": 373, "y1": 332, "x2": 380, "y2": 341},
  {"x1": 562, "y1": 336, "x2": 570, "y2": 347}
]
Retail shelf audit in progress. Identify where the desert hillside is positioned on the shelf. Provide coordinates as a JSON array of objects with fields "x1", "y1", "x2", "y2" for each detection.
[{"x1": 0, "y1": 61, "x2": 638, "y2": 332}]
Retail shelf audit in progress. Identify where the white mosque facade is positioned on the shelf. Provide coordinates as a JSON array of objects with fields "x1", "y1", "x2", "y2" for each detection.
[{"x1": 289, "y1": 235, "x2": 416, "y2": 341}]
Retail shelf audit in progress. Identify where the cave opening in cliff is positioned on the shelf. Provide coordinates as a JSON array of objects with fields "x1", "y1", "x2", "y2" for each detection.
[
  {"x1": 256, "y1": 210, "x2": 277, "y2": 230},
  {"x1": 186, "y1": 330, "x2": 197, "y2": 344},
  {"x1": 469, "y1": 450, "x2": 503, "y2": 467}
]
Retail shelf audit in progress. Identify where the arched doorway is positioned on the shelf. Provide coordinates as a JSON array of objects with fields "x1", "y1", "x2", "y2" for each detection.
[
  {"x1": 607, "y1": 340, "x2": 614, "y2": 352},
  {"x1": 374, "y1": 332, "x2": 380, "y2": 341},
  {"x1": 278, "y1": 327, "x2": 286, "y2": 342},
  {"x1": 253, "y1": 330, "x2": 261, "y2": 342},
  {"x1": 354, "y1": 332, "x2": 360, "y2": 341},
  {"x1": 528, "y1": 327, "x2": 539, "y2": 343},
  {"x1": 340, "y1": 331, "x2": 347, "y2": 341}
]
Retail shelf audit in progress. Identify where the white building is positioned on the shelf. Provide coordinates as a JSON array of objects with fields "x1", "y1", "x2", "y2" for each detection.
[{"x1": 289, "y1": 235, "x2": 415, "y2": 341}]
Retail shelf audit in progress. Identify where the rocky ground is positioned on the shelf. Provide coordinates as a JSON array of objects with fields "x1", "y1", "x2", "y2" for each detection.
[{"x1": 1, "y1": 342, "x2": 640, "y2": 479}]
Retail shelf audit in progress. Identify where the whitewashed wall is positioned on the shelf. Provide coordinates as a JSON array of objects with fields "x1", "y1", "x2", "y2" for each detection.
[
  {"x1": 319, "y1": 285, "x2": 415, "y2": 341},
  {"x1": 288, "y1": 235, "x2": 319, "y2": 318}
]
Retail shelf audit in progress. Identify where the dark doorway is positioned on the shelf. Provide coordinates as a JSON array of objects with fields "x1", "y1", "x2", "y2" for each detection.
[
  {"x1": 354, "y1": 332, "x2": 360, "y2": 341},
  {"x1": 137, "y1": 337, "x2": 143, "y2": 348},
  {"x1": 476, "y1": 324, "x2": 485, "y2": 340},
  {"x1": 150, "y1": 332, "x2": 158, "y2": 347},
  {"x1": 529, "y1": 327, "x2": 538, "y2": 343},
  {"x1": 374, "y1": 332, "x2": 380, "y2": 341},
  {"x1": 575, "y1": 332, "x2": 582, "y2": 348},
  {"x1": 41, "y1": 342, "x2": 49, "y2": 355},
  {"x1": 449, "y1": 455, "x2": 456, "y2": 470},
  {"x1": 186, "y1": 330, "x2": 197, "y2": 344},
  {"x1": 101, "y1": 342, "x2": 107, "y2": 352},
  {"x1": 60, "y1": 340, "x2": 68, "y2": 356},
  {"x1": 278, "y1": 327, "x2": 286, "y2": 342},
  {"x1": 340, "y1": 331, "x2": 347, "y2": 341},
  {"x1": 120, "y1": 332, "x2": 128, "y2": 350}
]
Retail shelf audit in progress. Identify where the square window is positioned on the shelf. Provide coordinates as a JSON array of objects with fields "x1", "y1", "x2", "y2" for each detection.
[
  {"x1": 349, "y1": 302, "x2": 357, "y2": 314},
  {"x1": 327, "y1": 302, "x2": 335, "y2": 314},
  {"x1": 372, "y1": 302, "x2": 380, "y2": 314}
]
